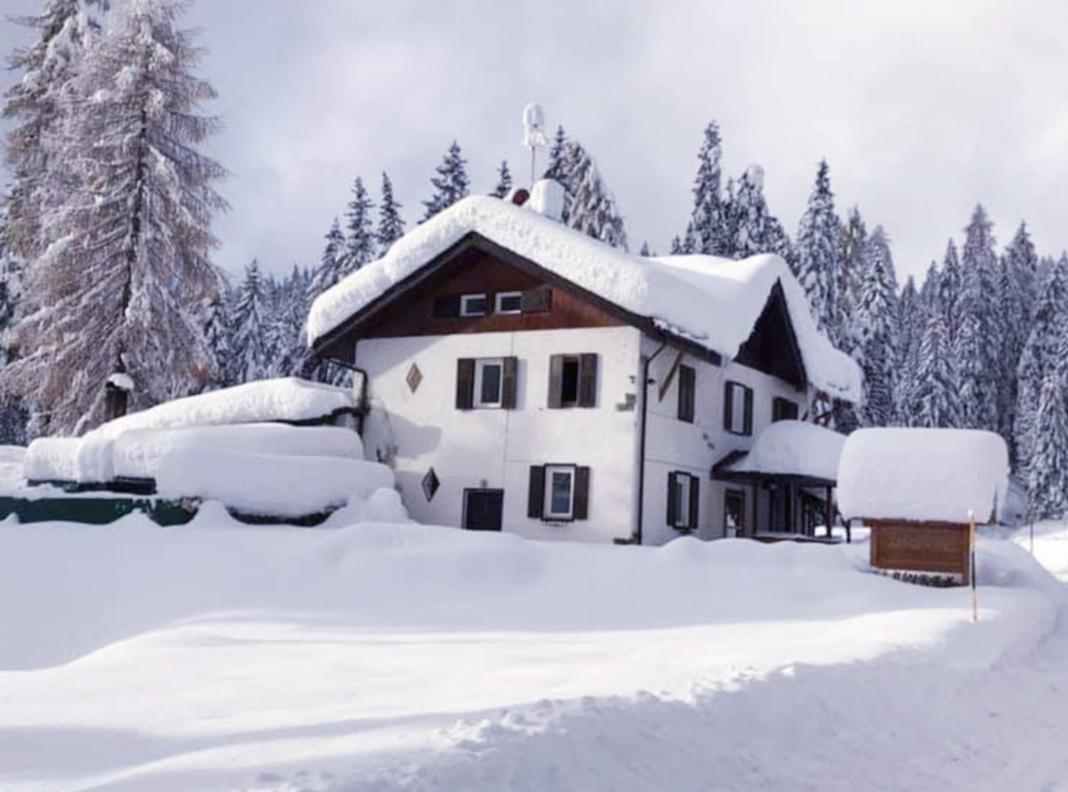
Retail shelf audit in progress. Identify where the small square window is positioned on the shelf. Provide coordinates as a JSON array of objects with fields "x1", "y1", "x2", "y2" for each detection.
[
  {"x1": 474, "y1": 358, "x2": 504, "y2": 407},
  {"x1": 406, "y1": 363, "x2": 423, "y2": 393},
  {"x1": 460, "y1": 293, "x2": 488, "y2": 317},
  {"x1": 421, "y1": 468, "x2": 440, "y2": 501},
  {"x1": 545, "y1": 465, "x2": 575, "y2": 519},
  {"x1": 495, "y1": 291, "x2": 523, "y2": 314}
]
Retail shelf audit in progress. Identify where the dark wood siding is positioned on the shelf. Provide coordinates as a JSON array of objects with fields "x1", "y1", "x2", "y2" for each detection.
[{"x1": 361, "y1": 247, "x2": 624, "y2": 338}]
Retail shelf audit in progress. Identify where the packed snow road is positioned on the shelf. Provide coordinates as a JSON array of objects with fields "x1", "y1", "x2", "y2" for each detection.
[{"x1": 0, "y1": 511, "x2": 1067, "y2": 791}]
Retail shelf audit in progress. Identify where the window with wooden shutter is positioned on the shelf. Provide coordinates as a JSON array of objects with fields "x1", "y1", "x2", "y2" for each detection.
[
  {"x1": 501, "y1": 356, "x2": 518, "y2": 409},
  {"x1": 527, "y1": 465, "x2": 546, "y2": 518},
  {"x1": 548, "y1": 353, "x2": 597, "y2": 408},
  {"x1": 456, "y1": 359, "x2": 475, "y2": 409},
  {"x1": 667, "y1": 471, "x2": 698, "y2": 531},
  {"x1": 677, "y1": 365, "x2": 695, "y2": 423},
  {"x1": 520, "y1": 286, "x2": 552, "y2": 313},
  {"x1": 573, "y1": 467, "x2": 590, "y2": 520},
  {"x1": 723, "y1": 381, "x2": 753, "y2": 435},
  {"x1": 772, "y1": 397, "x2": 798, "y2": 422},
  {"x1": 666, "y1": 472, "x2": 679, "y2": 526}
]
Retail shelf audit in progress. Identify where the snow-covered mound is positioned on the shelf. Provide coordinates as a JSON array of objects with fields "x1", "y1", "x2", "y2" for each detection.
[
  {"x1": 306, "y1": 195, "x2": 861, "y2": 402},
  {"x1": 719, "y1": 419, "x2": 844, "y2": 480},
  {"x1": 838, "y1": 428, "x2": 1009, "y2": 524},
  {"x1": 157, "y1": 449, "x2": 394, "y2": 517}
]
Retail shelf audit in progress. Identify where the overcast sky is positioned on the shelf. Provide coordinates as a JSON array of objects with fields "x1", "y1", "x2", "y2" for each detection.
[{"x1": 3, "y1": 0, "x2": 1067, "y2": 284}]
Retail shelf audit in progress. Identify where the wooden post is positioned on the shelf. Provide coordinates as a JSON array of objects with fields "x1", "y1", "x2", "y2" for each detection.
[{"x1": 969, "y1": 510, "x2": 978, "y2": 623}]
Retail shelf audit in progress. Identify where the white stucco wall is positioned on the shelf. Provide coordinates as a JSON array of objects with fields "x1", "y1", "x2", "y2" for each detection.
[
  {"x1": 638, "y1": 335, "x2": 813, "y2": 545},
  {"x1": 357, "y1": 326, "x2": 642, "y2": 543}
]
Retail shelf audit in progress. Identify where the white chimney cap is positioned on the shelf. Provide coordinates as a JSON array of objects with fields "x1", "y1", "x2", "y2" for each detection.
[{"x1": 528, "y1": 178, "x2": 565, "y2": 221}]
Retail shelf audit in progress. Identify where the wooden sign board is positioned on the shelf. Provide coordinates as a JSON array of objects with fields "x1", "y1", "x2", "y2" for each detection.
[{"x1": 869, "y1": 520, "x2": 970, "y2": 583}]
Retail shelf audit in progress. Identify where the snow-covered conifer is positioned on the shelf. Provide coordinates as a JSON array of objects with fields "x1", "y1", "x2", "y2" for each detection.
[
  {"x1": 893, "y1": 276, "x2": 922, "y2": 424},
  {"x1": 685, "y1": 122, "x2": 728, "y2": 256},
  {"x1": 491, "y1": 160, "x2": 512, "y2": 198},
  {"x1": 853, "y1": 226, "x2": 898, "y2": 426},
  {"x1": 795, "y1": 160, "x2": 842, "y2": 338},
  {"x1": 639, "y1": 241, "x2": 653, "y2": 257},
  {"x1": 1015, "y1": 255, "x2": 1068, "y2": 478},
  {"x1": 561, "y1": 140, "x2": 628, "y2": 250},
  {"x1": 935, "y1": 239, "x2": 961, "y2": 344},
  {"x1": 723, "y1": 166, "x2": 793, "y2": 265},
  {"x1": 908, "y1": 306, "x2": 959, "y2": 428},
  {"x1": 229, "y1": 260, "x2": 270, "y2": 383},
  {"x1": 422, "y1": 140, "x2": 469, "y2": 221},
  {"x1": 954, "y1": 205, "x2": 1000, "y2": 431},
  {"x1": 2, "y1": 0, "x2": 227, "y2": 433},
  {"x1": 544, "y1": 125, "x2": 567, "y2": 181},
  {"x1": 376, "y1": 171, "x2": 405, "y2": 252},
  {"x1": 1027, "y1": 347, "x2": 1068, "y2": 519},
  {"x1": 308, "y1": 218, "x2": 345, "y2": 297},
  {"x1": 836, "y1": 206, "x2": 868, "y2": 356},
  {"x1": 340, "y1": 177, "x2": 375, "y2": 274},
  {"x1": 266, "y1": 265, "x2": 310, "y2": 378}
]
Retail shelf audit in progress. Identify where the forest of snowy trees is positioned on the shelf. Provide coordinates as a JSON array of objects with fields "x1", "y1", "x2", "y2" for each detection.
[{"x1": 3, "y1": 1, "x2": 1068, "y2": 517}]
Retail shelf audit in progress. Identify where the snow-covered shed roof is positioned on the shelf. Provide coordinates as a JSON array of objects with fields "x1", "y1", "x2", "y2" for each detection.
[
  {"x1": 306, "y1": 195, "x2": 861, "y2": 402},
  {"x1": 837, "y1": 428, "x2": 1009, "y2": 524},
  {"x1": 719, "y1": 420, "x2": 846, "y2": 483}
]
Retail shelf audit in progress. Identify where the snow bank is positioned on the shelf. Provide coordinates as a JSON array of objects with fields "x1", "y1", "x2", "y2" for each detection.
[
  {"x1": 112, "y1": 423, "x2": 363, "y2": 479},
  {"x1": 91, "y1": 377, "x2": 356, "y2": 441},
  {"x1": 722, "y1": 420, "x2": 845, "y2": 481},
  {"x1": 838, "y1": 428, "x2": 1009, "y2": 524},
  {"x1": 306, "y1": 195, "x2": 861, "y2": 401},
  {"x1": 156, "y1": 448, "x2": 395, "y2": 517},
  {"x1": 23, "y1": 435, "x2": 114, "y2": 483}
]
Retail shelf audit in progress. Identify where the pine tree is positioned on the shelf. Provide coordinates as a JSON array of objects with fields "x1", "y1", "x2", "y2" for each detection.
[
  {"x1": 854, "y1": 226, "x2": 898, "y2": 426},
  {"x1": 1015, "y1": 255, "x2": 1068, "y2": 479},
  {"x1": 0, "y1": 200, "x2": 27, "y2": 443},
  {"x1": 1027, "y1": 345, "x2": 1068, "y2": 519},
  {"x1": 2, "y1": 0, "x2": 97, "y2": 262},
  {"x1": 836, "y1": 206, "x2": 868, "y2": 356},
  {"x1": 422, "y1": 140, "x2": 469, "y2": 221},
  {"x1": 1005, "y1": 222, "x2": 1039, "y2": 317},
  {"x1": 2, "y1": 0, "x2": 228, "y2": 433},
  {"x1": 685, "y1": 122, "x2": 728, "y2": 256},
  {"x1": 561, "y1": 140, "x2": 628, "y2": 250},
  {"x1": 935, "y1": 239, "x2": 961, "y2": 347},
  {"x1": 491, "y1": 160, "x2": 512, "y2": 198},
  {"x1": 909, "y1": 306, "x2": 960, "y2": 428},
  {"x1": 267, "y1": 265, "x2": 311, "y2": 378},
  {"x1": 954, "y1": 205, "x2": 1000, "y2": 431},
  {"x1": 893, "y1": 276, "x2": 923, "y2": 424},
  {"x1": 202, "y1": 267, "x2": 232, "y2": 388},
  {"x1": 308, "y1": 218, "x2": 345, "y2": 297},
  {"x1": 669, "y1": 235, "x2": 684, "y2": 255},
  {"x1": 376, "y1": 171, "x2": 405, "y2": 252},
  {"x1": 340, "y1": 177, "x2": 375, "y2": 275},
  {"x1": 229, "y1": 260, "x2": 270, "y2": 383},
  {"x1": 795, "y1": 160, "x2": 842, "y2": 338},
  {"x1": 639, "y1": 241, "x2": 653, "y2": 257},
  {"x1": 544, "y1": 125, "x2": 568, "y2": 180},
  {"x1": 723, "y1": 166, "x2": 794, "y2": 265}
]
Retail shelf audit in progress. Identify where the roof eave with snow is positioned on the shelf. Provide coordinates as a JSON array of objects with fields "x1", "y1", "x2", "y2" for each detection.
[{"x1": 307, "y1": 196, "x2": 862, "y2": 403}]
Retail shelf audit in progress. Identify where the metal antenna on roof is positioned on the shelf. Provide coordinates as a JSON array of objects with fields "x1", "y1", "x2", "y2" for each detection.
[{"x1": 522, "y1": 103, "x2": 548, "y2": 186}]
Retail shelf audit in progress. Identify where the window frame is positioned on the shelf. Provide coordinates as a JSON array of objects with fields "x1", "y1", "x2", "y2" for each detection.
[
  {"x1": 672, "y1": 476, "x2": 691, "y2": 529},
  {"x1": 667, "y1": 471, "x2": 699, "y2": 531},
  {"x1": 459, "y1": 293, "x2": 489, "y2": 317},
  {"x1": 544, "y1": 464, "x2": 576, "y2": 520},
  {"x1": 724, "y1": 381, "x2": 754, "y2": 436},
  {"x1": 494, "y1": 291, "x2": 523, "y2": 315},
  {"x1": 473, "y1": 357, "x2": 505, "y2": 408}
]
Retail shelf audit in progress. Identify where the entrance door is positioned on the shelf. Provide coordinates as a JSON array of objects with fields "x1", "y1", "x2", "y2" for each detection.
[{"x1": 463, "y1": 489, "x2": 504, "y2": 531}]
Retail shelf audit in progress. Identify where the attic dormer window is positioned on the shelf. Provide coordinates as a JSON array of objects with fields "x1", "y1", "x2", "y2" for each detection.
[{"x1": 460, "y1": 293, "x2": 488, "y2": 317}]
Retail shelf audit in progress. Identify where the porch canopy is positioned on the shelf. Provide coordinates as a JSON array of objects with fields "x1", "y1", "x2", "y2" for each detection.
[{"x1": 712, "y1": 420, "x2": 847, "y2": 540}]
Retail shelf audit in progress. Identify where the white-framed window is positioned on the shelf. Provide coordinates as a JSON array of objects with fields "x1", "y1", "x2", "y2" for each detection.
[
  {"x1": 544, "y1": 464, "x2": 576, "y2": 519},
  {"x1": 460, "y1": 293, "x2": 488, "y2": 317},
  {"x1": 668, "y1": 471, "x2": 699, "y2": 531},
  {"x1": 672, "y1": 476, "x2": 690, "y2": 528},
  {"x1": 474, "y1": 358, "x2": 504, "y2": 407},
  {"x1": 495, "y1": 291, "x2": 523, "y2": 314},
  {"x1": 723, "y1": 381, "x2": 753, "y2": 435}
]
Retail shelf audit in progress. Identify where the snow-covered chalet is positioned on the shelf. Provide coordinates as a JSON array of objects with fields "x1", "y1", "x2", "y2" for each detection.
[{"x1": 306, "y1": 181, "x2": 862, "y2": 545}]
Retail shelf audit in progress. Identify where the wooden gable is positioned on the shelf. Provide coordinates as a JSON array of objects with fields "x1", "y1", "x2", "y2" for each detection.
[
  {"x1": 313, "y1": 232, "x2": 722, "y2": 366},
  {"x1": 734, "y1": 281, "x2": 807, "y2": 390}
]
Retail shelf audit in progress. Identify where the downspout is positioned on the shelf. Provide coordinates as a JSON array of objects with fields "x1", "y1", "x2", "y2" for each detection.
[{"x1": 623, "y1": 339, "x2": 667, "y2": 546}]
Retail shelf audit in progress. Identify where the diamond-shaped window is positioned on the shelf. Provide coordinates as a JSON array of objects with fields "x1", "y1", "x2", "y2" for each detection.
[
  {"x1": 421, "y1": 468, "x2": 440, "y2": 502},
  {"x1": 406, "y1": 363, "x2": 423, "y2": 393}
]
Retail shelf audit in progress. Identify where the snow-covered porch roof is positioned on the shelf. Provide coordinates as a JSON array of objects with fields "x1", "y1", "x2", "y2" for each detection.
[
  {"x1": 306, "y1": 195, "x2": 862, "y2": 402},
  {"x1": 713, "y1": 420, "x2": 847, "y2": 487}
]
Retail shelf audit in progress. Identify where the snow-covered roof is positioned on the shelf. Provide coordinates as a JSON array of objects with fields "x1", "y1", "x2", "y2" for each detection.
[
  {"x1": 89, "y1": 377, "x2": 356, "y2": 441},
  {"x1": 306, "y1": 195, "x2": 861, "y2": 402},
  {"x1": 837, "y1": 428, "x2": 1009, "y2": 524},
  {"x1": 721, "y1": 420, "x2": 846, "y2": 482}
]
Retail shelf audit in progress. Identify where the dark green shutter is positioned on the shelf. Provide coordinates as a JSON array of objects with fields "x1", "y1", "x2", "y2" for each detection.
[
  {"x1": 723, "y1": 382, "x2": 733, "y2": 430},
  {"x1": 743, "y1": 387, "x2": 753, "y2": 435},
  {"x1": 501, "y1": 356, "x2": 518, "y2": 408},
  {"x1": 578, "y1": 354, "x2": 598, "y2": 407},
  {"x1": 666, "y1": 472, "x2": 678, "y2": 526},
  {"x1": 527, "y1": 465, "x2": 546, "y2": 518},
  {"x1": 547, "y1": 355, "x2": 564, "y2": 408},
  {"x1": 688, "y1": 475, "x2": 699, "y2": 530},
  {"x1": 456, "y1": 359, "x2": 475, "y2": 409},
  {"x1": 573, "y1": 467, "x2": 590, "y2": 519}
]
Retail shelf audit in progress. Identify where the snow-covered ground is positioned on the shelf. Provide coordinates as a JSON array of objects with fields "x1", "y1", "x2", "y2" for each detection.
[{"x1": 1, "y1": 512, "x2": 1067, "y2": 792}]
